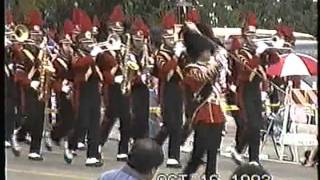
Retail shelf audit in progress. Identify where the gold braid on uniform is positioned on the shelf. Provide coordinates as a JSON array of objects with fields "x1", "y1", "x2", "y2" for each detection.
[{"x1": 186, "y1": 61, "x2": 218, "y2": 83}]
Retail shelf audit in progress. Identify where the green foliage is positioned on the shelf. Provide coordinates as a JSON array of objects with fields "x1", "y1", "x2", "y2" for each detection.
[{"x1": 8, "y1": 0, "x2": 317, "y2": 35}]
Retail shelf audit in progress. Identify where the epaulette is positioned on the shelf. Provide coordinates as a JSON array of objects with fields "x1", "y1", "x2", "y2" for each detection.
[
  {"x1": 239, "y1": 48, "x2": 253, "y2": 60},
  {"x1": 157, "y1": 50, "x2": 171, "y2": 61}
]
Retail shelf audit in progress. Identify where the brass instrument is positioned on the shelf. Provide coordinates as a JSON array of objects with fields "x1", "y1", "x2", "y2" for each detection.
[
  {"x1": 5, "y1": 24, "x2": 43, "y2": 47},
  {"x1": 5, "y1": 24, "x2": 29, "y2": 44},
  {"x1": 120, "y1": 33, "x2": 140, "y2": 95},
  {"x1": 14, "y1": 24, "x2": 30, "y2": 42},
  {"x1": 252, "y1": 36, "x2": 293, "y2": 51},
  {"x1": 141, "y1": 40, "x2": 153, "y2": 88},
  {"x1": 38, "y1": 39, "x2": 55, "y2": 102},
  {"x1": 88, "y1": 32, "x2": 125, "y2": 53}
]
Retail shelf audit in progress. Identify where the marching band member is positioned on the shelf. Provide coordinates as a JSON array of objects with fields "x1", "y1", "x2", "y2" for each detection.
[
  {"x1": 274, "y1": 25, "x2": 296, "y2": 48},
  {"x1": 224, "y1": 35, "x2": 244, "y2": 151},
  {"x1": 154, "y1": 12, "x2": 184, "y2": 168},
  {"x1": 5, "y1": 11, "x2": 21, "y2": 156},
  {"x1": 92, "y1": 15, "x2": 101, "y2": 41},
  {"x1": 50, "y1": 19, "x2": 75, "y2": 145},
  {"x1": 230, "y1": 12, "x2": 280, "y2": 165},
  {"x1": 181, "y1": 22, "x2": 228, "y2": 180},
  {"x1": 128, "y1": 17, "x2": 151, "y2": 140},
  {"x1": 13, "y1": 9, "x2": 49, "y2": 161},
  {"x1": 107, "y1": 5, "x2": 127, "y2": 41},
  {"x1": 64, "y1": 9, "x2": 104, "y2": 167},
  {"x1": 98, "y1": 4, "x2": 131, "y2": 162}
]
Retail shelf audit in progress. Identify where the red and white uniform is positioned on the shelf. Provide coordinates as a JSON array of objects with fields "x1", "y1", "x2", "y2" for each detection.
[{"x1": 183, "y1": 47, "x2": 228, "y2": 125}]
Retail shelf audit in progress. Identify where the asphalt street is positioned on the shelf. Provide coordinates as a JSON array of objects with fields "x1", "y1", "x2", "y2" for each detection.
[{"x1": 5, "y1": 117, "x2": 318, "y2": 180}]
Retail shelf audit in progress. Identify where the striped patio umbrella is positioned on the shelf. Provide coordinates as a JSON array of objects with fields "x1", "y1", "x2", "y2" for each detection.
[{"x1": 267, "y1": 52, "x2": 317, "y2": 77}]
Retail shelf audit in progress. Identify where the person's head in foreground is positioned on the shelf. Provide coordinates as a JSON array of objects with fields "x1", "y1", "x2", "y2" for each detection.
[
  {"x1": 230, "y1": 162, "x2": 272, "y2": 180},
  {"x1": 99, "y1": 138, "x2": 164, "y2": 180}
]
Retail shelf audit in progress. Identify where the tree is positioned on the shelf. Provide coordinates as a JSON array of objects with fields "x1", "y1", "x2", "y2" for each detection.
[{"x1": 8, "y1": 0, "x2": 317, "y2": 36}]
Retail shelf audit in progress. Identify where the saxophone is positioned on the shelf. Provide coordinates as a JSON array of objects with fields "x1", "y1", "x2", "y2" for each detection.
[
  {"x1": 141, "y1": 41, "x2": 153, "y2": 88},
  {"x1": 120, "y1": 33, "x2": 139, "y2": 95},
  {"x1": 38, "y1": 44, "x2": 55, "y2": 102}
]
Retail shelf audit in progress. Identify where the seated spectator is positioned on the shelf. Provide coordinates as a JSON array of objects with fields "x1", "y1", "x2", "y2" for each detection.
[
  {"x1": 230, "y1": 162, "x2": 272, "y2": 180},
  {"x1": 98, "y1": 138, "x2": 164, "y2": 180}
]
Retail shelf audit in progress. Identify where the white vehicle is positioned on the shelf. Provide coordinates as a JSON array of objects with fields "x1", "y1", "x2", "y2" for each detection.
[{"x1": 212, "y1": 27, "x2": 318, "y2": 58}]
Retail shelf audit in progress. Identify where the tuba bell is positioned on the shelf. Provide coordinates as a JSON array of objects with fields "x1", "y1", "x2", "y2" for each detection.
[{"x1": 13, "y1": 24, "x2": 30, "y2": 42}]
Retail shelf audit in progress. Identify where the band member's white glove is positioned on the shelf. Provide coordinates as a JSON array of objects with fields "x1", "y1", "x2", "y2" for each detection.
[
  {"x1": 5, "y1": 37, "x2": 12, "y2": 47},
  {"x1": 30, "y1": 80, "x2": 40, "y2": 90},
  {"x1": 147, "y1": 57, "x2": 155, "y2": 67},
  {"x1": 39, "y1": 37, "x2": 48, "y2": 49},
  {"x1": 255, "y1": 41, "x2": 269, "y2": 56},
  {"x1": 8, "y1": 63, "x2": 14, "y2": 71},
  {"x1": 261, "y1": 91, "x2": 268, "y2": 101},
  {"x1": 114, "y1": 75, "x2": 124, "y2": 84},
  {"x1": 141, "y1": 74, "x2": 147, "y2": 84},
  {"x1": 174, "y1": 41, "x2": 186, "y2": 58},
  {"x1": 230, "y1": 84, "x2": 237, "y2": 93},
  {"x1": 61, "y1": 85, "x2": 71, "y2": 94}
]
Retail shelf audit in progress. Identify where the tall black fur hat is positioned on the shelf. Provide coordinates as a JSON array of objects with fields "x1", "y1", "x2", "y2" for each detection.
[{"x1": 182, "y1": 22, "x2": 218, "y2": 61}]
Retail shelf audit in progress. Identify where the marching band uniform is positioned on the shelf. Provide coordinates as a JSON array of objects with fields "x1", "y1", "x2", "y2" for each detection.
[
  {"x1": 155, "y1": 13, "x2": 184, "y2": 168},
  {"x1": 180, "y1": 8, "x2": 205, "y2": 147},
  {"x1": 129, "y1": 18, "x2": 151, "y2": 140},
  {"x1": 181, "y1": 24, "x2": 227, "y2": 179},
  {"x1": 5, "y1": 45, "x2": 17, "y2": 147},
  {"x1": 64, "y1": 9, "x2": 104, "y2": 166},
  {"x1": 50, "y1": 20, "x2": 75, "y2": 145},
  {"x1": 224, "y1": 35, "x2": 244, "y2": 149},
  {"x1": 97, "y1": 5, "x2": 131, "y2": 162},
  {"x1": 274, "y1": 25, "x2": 296, "y2": 48},
  {"x1": 230, "y1": 12, "x2": 280, "y2": 164},
  {"x1": 13, "y1": 10, "x2": 47, "y2": 161},
  {"x1": 5, "y1": 11, "x2": 21, "y2": 156},
  {"x1": 92, "y1": 15, "x2": 100, "y2": 40}
]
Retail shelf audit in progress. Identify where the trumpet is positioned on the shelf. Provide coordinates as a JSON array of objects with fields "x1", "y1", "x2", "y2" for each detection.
[
  {"x1": 88, "y1": 32, "x2": 125, "y2": 51},
  {"x1": 252, "y1": 36, "x2": 293, "y2": 51}
]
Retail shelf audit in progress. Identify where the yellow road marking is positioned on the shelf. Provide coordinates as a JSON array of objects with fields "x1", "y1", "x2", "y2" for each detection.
[{"x1": 6, "y1": 168, "x2": 94, "y2": 180}]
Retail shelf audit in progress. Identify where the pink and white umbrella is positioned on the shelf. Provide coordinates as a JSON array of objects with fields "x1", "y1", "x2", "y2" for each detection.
[{"x1": 267, "y1": 53, "x2": 317, "y2": 77}]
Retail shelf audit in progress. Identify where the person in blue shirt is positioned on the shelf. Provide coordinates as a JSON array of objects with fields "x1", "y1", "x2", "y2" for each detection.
[{"x1": 98, "y1": 138, "x2": 164, "y2": 180}]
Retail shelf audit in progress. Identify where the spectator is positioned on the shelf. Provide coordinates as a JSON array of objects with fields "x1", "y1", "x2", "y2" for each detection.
[
  {"x1": 148, "y1": 77, "x2": 162, "y2": 138},
  {"x1": 230, "y1": 162, "x2": 272, "y2": 180},
  {"x1": 98, "y1": 138, "x2": 164, "y2": 180}
]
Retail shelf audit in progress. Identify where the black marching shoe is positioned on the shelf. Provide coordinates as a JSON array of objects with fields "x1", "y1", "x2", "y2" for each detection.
[
  {"x1": 64, "y1": 149, "x2": 73, "y2": 164},
  {"x1": 230, "y1": 148, "x2": 245, "y2": 165},
  {"x1": 85, "y1": 158, "x2": 104, "y2": 167},
  {"x1": 5, "y1": 141, "x2": 11, "y2": 148},
  {"x1": 45, "y1": 137, "x2": 53, "y2": 151},
  {"x1": 11, "y1": 137, "x2": 21, "y2": 157},
  {"x1": 28, "y1": 153, "x2": 44, "y2": 161},
  {"x1": 77, "y1": 142, "x2": 87, "y2": 151},
  {"x1": 166, "y1": 159, "x2": 182, "y2": 168},
  {"x1": 116, "y1": 154, "x2": 128, "y2": 162},
  {"x1": 97, "y1": 145, "x2": 104, "y2": 160}
]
